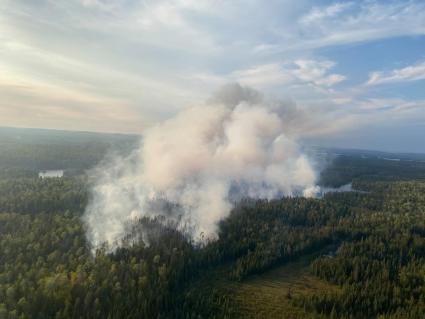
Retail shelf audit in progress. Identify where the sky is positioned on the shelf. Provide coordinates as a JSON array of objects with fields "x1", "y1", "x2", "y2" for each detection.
[{"x1": 0, "y1": 0, "x2": 425, "y2": 152}]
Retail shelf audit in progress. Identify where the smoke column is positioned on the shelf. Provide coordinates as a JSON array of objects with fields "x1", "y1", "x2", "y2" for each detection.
[{"x1": 84, "y1": 84, "x2": 319, "y2": 252}]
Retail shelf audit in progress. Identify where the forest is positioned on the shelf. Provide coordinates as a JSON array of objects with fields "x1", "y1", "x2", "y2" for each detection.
[{"x1": 1, "y1": 128, "x2": 425, "y2": 318}]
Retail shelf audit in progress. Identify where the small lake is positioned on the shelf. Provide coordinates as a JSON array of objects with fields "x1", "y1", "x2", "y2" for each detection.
[{"x1": 39, "y1": 170, "x2": 64, "y2": 178}]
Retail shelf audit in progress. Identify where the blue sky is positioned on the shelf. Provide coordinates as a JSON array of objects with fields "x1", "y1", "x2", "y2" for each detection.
[{"x1": 0, "y1": 0, "x2": 425, "y2": 152}]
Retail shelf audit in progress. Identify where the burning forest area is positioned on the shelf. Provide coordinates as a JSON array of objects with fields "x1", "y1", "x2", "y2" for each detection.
[{"x1": 2, "y1": 1, "x2": 425, "y2": 318}]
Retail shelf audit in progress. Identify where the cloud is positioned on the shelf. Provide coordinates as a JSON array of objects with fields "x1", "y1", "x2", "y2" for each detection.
[
  {"x1": 300, "y1": 2, "x2": 353, "y2": 25},
  {"x1": 277, "y1": 0, "x2": 425, "y2": 52},
  {"x1": 292, "y1": 60, "x2": 346, "y2": 87},
  {"x1": 358, "y1": 98, "x2": 425, "y2": 116},
  {"x1": 229, "y1": 64, "x2": 293, "y2": 87},
  {"x1": 366, "y1": 61, "x2": 425, "y2": 85},
  {"x1": 190, "y1": 59, "x2": 346, "y2": 92},
  {"x1": 0, "y1": 78, "x2": 144, "y2": 133},
  {"x1": 0, "y1": 0, "x2": 424, "y2": 153},
  {"x1": 79, "y1": 0, "x2": 117, "y2": 10}
]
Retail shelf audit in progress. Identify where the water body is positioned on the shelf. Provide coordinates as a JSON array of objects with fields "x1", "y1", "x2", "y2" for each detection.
[
  {"x1": 39, "y1": 170, "x2": 64, "y2": 178},
  {"x1": 382, "y1": 157, "x2": 401, "y2": 161}
]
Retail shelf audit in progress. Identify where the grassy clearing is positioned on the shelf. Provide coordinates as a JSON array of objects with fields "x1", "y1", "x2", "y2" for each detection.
[
  {"x1": 223, "y1": 255, "x2": 339, "y2": 319},
  {"x1": 190, "y1": 251, "x2": 339, "y2": 319}
]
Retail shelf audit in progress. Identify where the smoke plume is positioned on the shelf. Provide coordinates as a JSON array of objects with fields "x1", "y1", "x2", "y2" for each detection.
[{"x1": 84, "y1": 83, "x2": 319, "y2": 252}]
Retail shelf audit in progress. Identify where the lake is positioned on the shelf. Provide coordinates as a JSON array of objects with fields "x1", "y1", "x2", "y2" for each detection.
[{"x1": 39, "y1": 170, "x2": 64, "y2": 178}]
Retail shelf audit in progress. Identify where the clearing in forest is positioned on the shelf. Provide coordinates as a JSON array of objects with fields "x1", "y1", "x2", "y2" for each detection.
[{"x1": 209, "y1": 253, "x2": 340, "y2": 319}]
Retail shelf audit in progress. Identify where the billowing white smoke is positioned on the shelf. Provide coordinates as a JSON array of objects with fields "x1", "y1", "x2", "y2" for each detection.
[{"x1": 84, "y1": 84, "x2": 319, "y2": 252}]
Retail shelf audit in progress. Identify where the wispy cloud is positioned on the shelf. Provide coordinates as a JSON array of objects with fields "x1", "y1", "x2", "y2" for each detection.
[
  {"x1": 190, "y1": 59, "x2": 346, "y2": 92},
  {"x1": 229, "y1": 64, "x2": 292, "y2": 87},
  {"x1": 292, "y1": 60, "x2": 346, "y2": 87},
  {"x1": 366, "y1": 61, "x2": 425, "y2": 85},
  {"x1": 0, "y1": 0, "x2": 424, "y2": 151},
  {"x1": 274, "y1": 0, "x2": 425, "y2": 52},
  {"x1": 300, "y1": 2, "x2": 353, "y2": 25}
]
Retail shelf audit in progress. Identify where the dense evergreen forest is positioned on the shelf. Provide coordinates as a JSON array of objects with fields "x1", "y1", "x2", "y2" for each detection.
[
  {"x1": 0, "y1": 127, "x2": 138, "y2": 174},
  {"x1": 1, "y1": 128, "x2": 425, "y2": 318}
]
